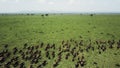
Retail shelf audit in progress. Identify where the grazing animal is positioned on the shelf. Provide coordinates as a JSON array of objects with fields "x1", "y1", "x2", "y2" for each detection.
[{"x1": 4, "y1": 44, "x2": 8, "y2": 48}]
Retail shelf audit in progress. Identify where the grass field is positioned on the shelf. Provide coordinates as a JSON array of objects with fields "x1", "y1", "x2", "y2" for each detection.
[{"x1": 0, "y1": 14, "x2": 120, "y2": 68}]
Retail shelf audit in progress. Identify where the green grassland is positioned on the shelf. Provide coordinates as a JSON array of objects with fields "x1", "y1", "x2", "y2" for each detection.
[{"x1": 0, "y1": 14, "x2": 120, "y2": 68}]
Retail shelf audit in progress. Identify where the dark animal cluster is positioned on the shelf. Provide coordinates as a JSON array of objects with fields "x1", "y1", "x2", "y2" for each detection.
[{"x1": 0, "y1": 39, "x2": 120, "y2": 68}]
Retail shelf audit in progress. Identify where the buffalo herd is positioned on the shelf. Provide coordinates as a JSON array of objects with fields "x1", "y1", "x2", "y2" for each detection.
[{"x1": 0, "y1": 38, "x2": 120, "y2": 68}]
